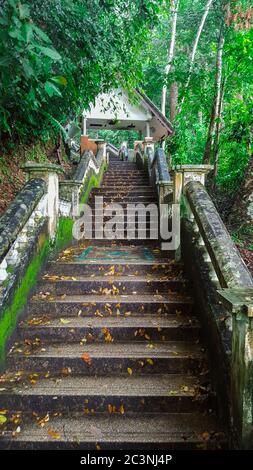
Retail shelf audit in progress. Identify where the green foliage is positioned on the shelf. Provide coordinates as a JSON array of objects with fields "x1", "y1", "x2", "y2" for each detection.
[
  {"x1": 142, "y1": 0, "x2": 253, "y2": 195},
  {"x1": 89, "y1": 129, "x2": 140, "y2": 149},
  {"x1": 0, "y1": 0, "x2": 160, "y2": 148}
]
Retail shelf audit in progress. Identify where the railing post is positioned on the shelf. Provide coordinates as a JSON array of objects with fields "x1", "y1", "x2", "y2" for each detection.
[
  {"x1": 173, "y1": 171, "x2": 183, "y2": 205},
  {"x1": 59, "y1": 180, "x2": 83, "y2": 217},
  {"x1": 218, "y1": 288, "x2": 253, "y2": 449},
  {"x1": 172, "y1": 165, "x2": 213, "y2": 200},
  {"x1": 22, "y1": 163, "x2": 64, "y2": 239},
  {"x1": 143, "y1": 137, "x2": 154, "y2": 157}
]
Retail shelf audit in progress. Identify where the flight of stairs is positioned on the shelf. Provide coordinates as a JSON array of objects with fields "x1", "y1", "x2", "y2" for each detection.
[{"x1": 0, "y1": 155, "x2": 226, "y2": 449}]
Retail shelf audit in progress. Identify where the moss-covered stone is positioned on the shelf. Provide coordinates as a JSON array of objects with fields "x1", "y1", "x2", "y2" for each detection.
[
  {"x1": 0, "y1": 179, "x2": 46, "y2": 263},
  {"x1": 0, "y1": 237, "x2": 50, "y2": 367},
  {"x1": 55, "y1": 217, "x2": 74, "y2": 251}
]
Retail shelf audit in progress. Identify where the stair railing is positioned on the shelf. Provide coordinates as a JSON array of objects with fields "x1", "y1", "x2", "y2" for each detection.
[
  {"x1": 119, "y1": 143, "x2": 129, "y2": 161},
  {"x1": 134, "y1": 141, "x2": 173, "y2": 206},
  {"x1": 180, "y1": 175, "x2": 253, "y2": 449},
  {"x1": 0, "y1": 179, "x2": 47, "y2": 282}
]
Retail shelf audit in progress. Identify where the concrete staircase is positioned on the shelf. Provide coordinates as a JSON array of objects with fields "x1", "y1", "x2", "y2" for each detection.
[{"x1": 0, "y1": 155, "x2": 226, "y2": 449}]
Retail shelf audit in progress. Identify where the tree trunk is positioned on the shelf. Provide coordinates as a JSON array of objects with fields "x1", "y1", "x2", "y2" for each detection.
[
  {"x1": 169, "y1": 81, "x2": 178, "y2": 121},
  {"x1": 181, "y1": 0, "x2": 214, "y2": 106},
  {"x1": 161, "y1": 0, "x2": 179, "y2": 116},
  {"x1": 229, "y1": 155, "x2": 253, "y2": 227},
  {"x1": 203, "y1": 25, "x2": 225, "y2": 164},
  {"x1": 213, "y1": 76, "x2": 226, "y2": 180}
]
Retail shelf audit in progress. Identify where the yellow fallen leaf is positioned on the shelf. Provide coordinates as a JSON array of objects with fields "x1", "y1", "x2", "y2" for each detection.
[
  {"x1": 38, "y1": 413, "x2": 49, "y2": 427},
  {"x1": 60, "y1": 318, "x2": 71, "y2": 324},
  {"x1": 147, "y1": 358, "x2": 154, "y2": 365},
  {"x1": 0, "y1": 415, "x2": 7, "y2": 424},
  {"x1": 202, "y1": 431, "x2": 210, "y2": 441},
  {"x1": 119, "y1": 404, "x2": 125, "y2": 415},
  {"x1": 107, "y1": 404, "x2": 113, "y2": 414},
  {"x1": 48, "y1": 429, "x2": 61, "y2": 439},
  {"x1": 127, "y1": 368, "x2": 133, "y2": 376}
]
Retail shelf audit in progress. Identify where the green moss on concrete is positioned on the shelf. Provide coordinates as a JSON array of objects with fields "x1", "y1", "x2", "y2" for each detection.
[
  {"x1": 80, "y1": 162, "x2": 107, "y2": 205},
  {"x1": 54, "y1": 161, "x2": 107, "y2": 252},
  {"x1": 0, "y1": 238, "x2": 50, "y2": 367},
  {"x1": 55, "y1": 217, "x2": 74, "y2": 251}
]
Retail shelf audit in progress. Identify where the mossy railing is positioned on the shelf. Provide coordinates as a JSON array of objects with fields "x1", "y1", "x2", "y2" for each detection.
[
  {"x1": 0, "y1": 146, "x2": 108, "y2": 367},
  {"x1": 0, "y1": 175, "x2": 49, "y2": 368},
  {"x1": 183, "y1": 179, "x2": 253, "y2": 449},
  {"x1": 0, "y1": 179, "x2": 46, "y2": 265}
]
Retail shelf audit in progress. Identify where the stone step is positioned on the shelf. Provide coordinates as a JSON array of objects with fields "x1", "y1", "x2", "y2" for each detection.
[
  {"x1": 27, "y1": 293, "x2": 194, "y2": 317},
  {"x1": 0, "y1": 412, "x2": 226, "y2": 450},
  {"x1": 102, "y1": 178, "x2": 149, "y2": 182},
  {"x1": 0, "y1": 374, "x2": 211, "y2": 413},
  {"x1": 46, "y1": 261, "x2": 184, "y2": 276},
  {"x1": 97, "y1": 185, "x2": 153, "y2": 189},
  {"x1": 87, "y1": 212, "x2": 157, "y2": 218},
  {"x1": 83, "y1": 239, "x2": 160, "y2": 246},
  {"x1": 93, "y1": 187, "x2": 155, "y2": 193},
  {"x1": 88, "y1": 196, "x2": 157, "y2": 203},
  {"x1": 85, "y1": 229, "x2": 159, "y2": 237},
  {"x1": 35, "y1": 276, "x2": 189, "y2": 296},
  {"x1": 18, "y1": 314, "x2": 199, "y2": 342},
  {"x1": 103, "y1": 174, "x2": 149, "y2": 179},
  {"x1": 104, "y1": 171, "x2": 147, "y2": 175},
  {"x1": 7, "y1": 341, "x2": 206, "y2": 375}
]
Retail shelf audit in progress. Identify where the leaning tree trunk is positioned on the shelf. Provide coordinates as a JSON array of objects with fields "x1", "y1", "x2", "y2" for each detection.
[
  {"x1": 229, "y1": 155, "x2": 253, "y2": 227},
  {"x1": 213, "y1": 75, "x2": 226, "y2": 181},
  {"x1": 169, "y1": 81, "x2": 178, "y2": 121},
  {"x1": 181, "y1": 0, "x2": 214, "y2": 107},
  {"x1": 203, "y1": 25, "x2": 225, "y2": 164},
  {"x1": 161, "y1": 0, "x2": 179, "y2": 116}
]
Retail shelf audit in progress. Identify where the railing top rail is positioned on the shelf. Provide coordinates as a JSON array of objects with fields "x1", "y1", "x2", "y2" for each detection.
[
  {"x1": 0, "y1": 178, "x2": 46, "y2": 264},
  {"x1": 151, "y1": 148, "x2": 171, "y2": 183},
  {"x1": 185, "y1": 180, "x2": 253, "y2": 288},
  {"x1": 73, "y1": 150, "x2": 95, "y2": 182}
]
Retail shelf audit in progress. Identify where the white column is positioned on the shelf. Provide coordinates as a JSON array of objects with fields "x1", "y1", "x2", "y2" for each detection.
[
  {"x1": 82, "y1": 115, "x2": 87, "y2": 136},
  {"x1": 145, "y1": 122, "x2": 151, "y2": 138}
]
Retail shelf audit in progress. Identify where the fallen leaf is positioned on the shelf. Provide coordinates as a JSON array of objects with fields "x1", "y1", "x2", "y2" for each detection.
[
  {"x1": 119, "y1": 404, "x2": 125, "y2": 415},
  {"x1": 60, "y1": 318, "x2": 71, "y2": 324},
  {"x1": 107, "y1": 404, "x2": 113, "y2": 414},
  {"x1": 81, "y1": 353, "x2": 92, "y2": 365},
  {"x1": 147, "y1": 358, "x2": 154, "y2": 365},
  {"x1": 38, "y1": 413, "x2": 49, "y2": 427},
  {"x1": 48, "y1": 429, "x2": 61, "y2": 439},
  {"x1": 0, "y1": 415, "x2": 7, "y2": 424},
  {"x1": 127, "y1": 367, "x2": 133, "y2": 376}
]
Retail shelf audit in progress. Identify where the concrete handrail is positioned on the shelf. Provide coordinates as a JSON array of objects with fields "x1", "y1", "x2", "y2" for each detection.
[
  {"x1": 0, "y1": 179, "x2": 46, "y2": 264},
  {"x1": 184, "y1": 180, "x2": 253, "y2": 288}
]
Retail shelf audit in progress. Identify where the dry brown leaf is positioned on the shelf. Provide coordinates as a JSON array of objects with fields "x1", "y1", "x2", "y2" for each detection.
[{"x1": 81, "y1": 353, "x2": 92, "y2": 365}]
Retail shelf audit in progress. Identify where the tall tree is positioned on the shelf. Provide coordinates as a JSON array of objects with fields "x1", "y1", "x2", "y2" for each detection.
[
  {"x1": 161, "y1": 0, "x2": 180, "y2": 116},
  {"x1": 203, "y1": 22, "x2": 225, "y2": 163},
  {"x1": 181, "y1": 0, "x2": 214, "y2": 106}
]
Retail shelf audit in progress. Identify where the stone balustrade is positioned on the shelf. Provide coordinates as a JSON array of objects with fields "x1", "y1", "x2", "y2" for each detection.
[{"x1": 180, "y1": 175, "x2": 253, "y2": 450}]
